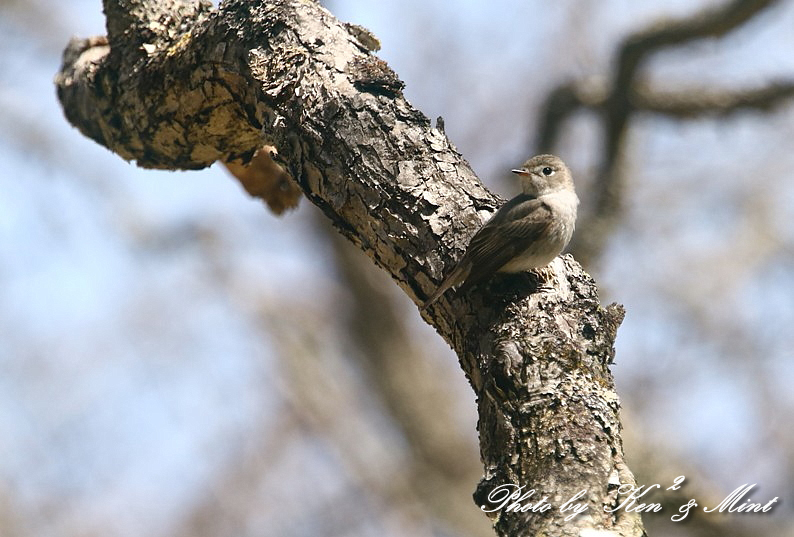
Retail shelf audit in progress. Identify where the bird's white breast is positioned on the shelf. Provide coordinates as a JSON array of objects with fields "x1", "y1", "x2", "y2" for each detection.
[{"x1": 499, "y1": 189, "x2": 579, "y2": 273}]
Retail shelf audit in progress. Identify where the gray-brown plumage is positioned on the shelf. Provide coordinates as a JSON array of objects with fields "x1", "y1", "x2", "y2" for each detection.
[{"x1": 421, "y1": 154, "x2": 578, "y2": 310}]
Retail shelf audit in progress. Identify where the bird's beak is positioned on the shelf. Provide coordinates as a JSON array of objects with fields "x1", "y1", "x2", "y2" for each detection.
[{"x1": 511, "y1": 168, "x2": 529, "y2": 176}]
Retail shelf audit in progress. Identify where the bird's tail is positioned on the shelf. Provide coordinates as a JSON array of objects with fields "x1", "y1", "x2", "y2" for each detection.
[{"x1": 420, "y1": 262, "x2": 469, "y2": 311}]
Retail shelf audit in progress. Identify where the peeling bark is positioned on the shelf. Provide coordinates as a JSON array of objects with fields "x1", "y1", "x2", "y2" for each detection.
[{"x1": 55, "y1": 1, "x2": 645, "y2": 535}]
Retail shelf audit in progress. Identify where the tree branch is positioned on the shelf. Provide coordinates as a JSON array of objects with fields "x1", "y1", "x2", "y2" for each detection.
[
  {"x1": 536, "y1": 0, "x2": 787, "y2": 266},
  {"x1": 55, "y1": 1, "x2": 642, "y2": 535},
  {"x1": 634, "y1": 81, "x2": 794, "y2": 117}
]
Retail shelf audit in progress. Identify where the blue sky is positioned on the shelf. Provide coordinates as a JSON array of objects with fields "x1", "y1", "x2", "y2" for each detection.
[{"x1": 2, "y1": 1, "x2": 793, "y2": 535}]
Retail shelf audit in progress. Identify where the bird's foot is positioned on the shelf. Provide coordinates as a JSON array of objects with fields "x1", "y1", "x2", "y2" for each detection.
[{"x1": 532, "y1": 266, "x2": 557, "y2": 291}]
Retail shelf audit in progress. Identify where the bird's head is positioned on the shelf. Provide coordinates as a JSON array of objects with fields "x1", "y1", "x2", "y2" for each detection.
[{"x1": 511, "y1": 154, "x2": 574, "y2": 197}]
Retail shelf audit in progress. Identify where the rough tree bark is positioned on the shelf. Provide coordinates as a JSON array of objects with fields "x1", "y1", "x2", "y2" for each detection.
[{"x1": 55, "y1": 1, "x2": 645, "y2": 535}]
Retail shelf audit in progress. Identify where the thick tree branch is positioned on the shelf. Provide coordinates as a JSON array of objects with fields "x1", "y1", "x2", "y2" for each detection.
[{"x1": 56, "y1": 1, "x2": 642, "y2": 535}]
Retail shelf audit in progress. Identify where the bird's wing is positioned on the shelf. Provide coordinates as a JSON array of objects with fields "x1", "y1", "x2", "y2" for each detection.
[
  {"x1": 421, "y1": 196, "x2": 554, "y2": 310},
  {"x1": 459, "y1": 196, "x2": 554, "y2": 290}
]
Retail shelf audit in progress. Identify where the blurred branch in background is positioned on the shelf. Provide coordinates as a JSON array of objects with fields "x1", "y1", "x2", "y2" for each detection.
[
  {"x1": 535, "y1": 0, "x2": 793, "y2": 267},
  {"x1": 161, "y1": 152, "x2": 487, "y2": 535},
  {"x1": 324, "y1": 217, "x2": 490, "y2": 537}
]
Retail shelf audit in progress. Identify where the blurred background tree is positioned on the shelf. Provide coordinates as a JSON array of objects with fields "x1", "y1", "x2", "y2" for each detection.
[{"x1": 1, "y1": 1, "x2": 793, "y2": 536}]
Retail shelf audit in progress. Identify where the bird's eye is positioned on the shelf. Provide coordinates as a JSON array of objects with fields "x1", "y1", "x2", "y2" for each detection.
[{"x1": 542, "y1": 167, "x2": 554, "y2": 176}]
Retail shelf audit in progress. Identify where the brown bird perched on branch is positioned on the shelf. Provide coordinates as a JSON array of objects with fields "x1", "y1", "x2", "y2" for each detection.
[{"x1": 421, "y1": 154, "x2": 578, "y2": 310}]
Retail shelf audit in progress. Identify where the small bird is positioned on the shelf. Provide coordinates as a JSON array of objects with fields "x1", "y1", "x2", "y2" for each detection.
[{"x1": 421, "y1": 154, "x2": 579, "y2": 310}]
